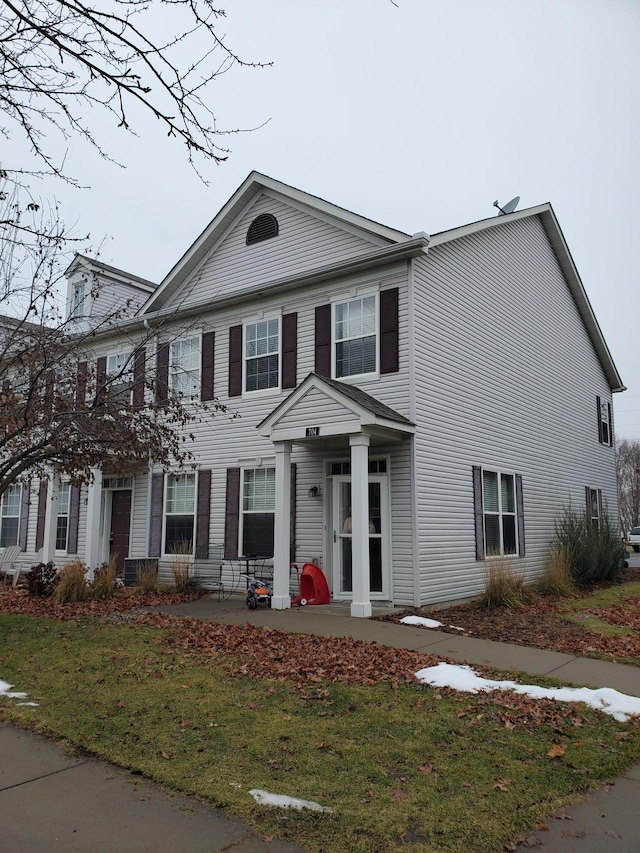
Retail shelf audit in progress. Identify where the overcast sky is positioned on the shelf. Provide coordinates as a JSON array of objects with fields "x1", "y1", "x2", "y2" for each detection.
[{"x1": 11, "y1": 0, "x2": 640, "y2": 437}]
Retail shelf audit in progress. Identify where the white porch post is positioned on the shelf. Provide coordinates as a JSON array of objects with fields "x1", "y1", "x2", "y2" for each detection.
[
  {"x1": 271, "y1": 440, "x2": 292, "y2": 610},
  {"x1": 41, "y1": 476, "x2": 60, "y2": 564},
  {"x1": 350, "y1": 433, "x2": 371, "y2": 618},
  {"x1": 84, "y1": 470, "x2": 103, "y2": 580}
]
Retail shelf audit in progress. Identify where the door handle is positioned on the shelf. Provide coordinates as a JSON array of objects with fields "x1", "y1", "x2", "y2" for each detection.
[{"x1": 333, "y1": 530, "x2": 336, "y2": 543}]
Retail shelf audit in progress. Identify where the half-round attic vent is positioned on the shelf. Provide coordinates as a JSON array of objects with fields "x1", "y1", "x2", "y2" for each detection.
[{"x1": 246, "y1": 213, "x2": 279, "y2": 245}]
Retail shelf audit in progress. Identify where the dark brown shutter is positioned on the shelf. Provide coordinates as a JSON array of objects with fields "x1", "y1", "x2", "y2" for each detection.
[
  {"x1": 515, "y1": 474, "x2": 525, "y2": 557},
  {"x1": 156, "y1": 343, "x2": 169, "y2": 403},
  {"x1": 380, "y1": 287, "x2": 399, "y2": 374},
  {"x1": 585, "y1": 486, "x2": 591, "y2": 516},
  {"x1": 290, "y1": 463, "x2": 297, "y2": 563},
  {"x1": 597, "y1": 489, "x2": 604, "y2": 523},
  {"x1": 607, "y1": 402, "x2": 613, "y2": 446},
  {"x1": 201, "y1": 332, "x2": 215, "y2": 401},
  {"x1": 149, "y1": 472, "x2": 164, "y2": 557},
  {"x1": 132, "y1": 347, "x2": 146, "y2": 409},
  {"x1": 472, "y1": 466, "x2": 484, "y2": 561},
  {"x1": 76, "y1": 361, "x2": 88, "y2": 409},
  {"x1": 35, "y1": 481, "x2": 47, "y2": 552},
  {"x1": 314, "y1": 304, "x2": 331, "y2": 377},
  {"x1": 282, "y1": 313, "x2": 297, "y2": 389},
  {"x1": 67, "y1": 485, "x2": 81, "y2": 554},
  {"x1": 224, "y1": 467, "x2": 241, "y2": 559},
  {"x1": 19, "y1": 482, "x2": 29, "y2": 552},
  {"x1": 96, "y1": 356, "x2": 107, "y2": 403},
  {"x1": 228, "y1": 326, "x2": 243, "y2": 397},
  {"x1": 596, "y1": 396, "x2": 603, "y2": 443},
  {"x1": 195, "y1": 469, "x2": 212, "y2": 559}
]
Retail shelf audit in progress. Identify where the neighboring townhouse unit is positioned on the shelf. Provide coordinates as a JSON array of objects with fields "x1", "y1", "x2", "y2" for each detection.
[{"x1": 5, "y1": 172, "x2": 624, "y2": 616}]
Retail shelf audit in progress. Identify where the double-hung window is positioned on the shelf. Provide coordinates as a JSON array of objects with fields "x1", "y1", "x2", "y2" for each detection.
[
  {"x1": 597, "y1": 397, "x2": 612, "y2": 446},
  {"x1": 333, "y1": 294, "x2": 377, "y2": 378},
  {"x1": 245, "y1": 319, "x2": 279, "y2": 392},
  {"x1": 0, "y1": 485, "x2": 21, "y2": 548},
  {"x1": 587, "y1": 487, "x2": 601, "y2": 530},
  {"x1": 170, "y1": 337, "x2": 201, "y2": 398},
  {"x1": 56, "y1": 482, "x2": 70, "y2": 551},
  {"x1": 71, "y1": 282, "x2": 87, "y2": 320},
  {"x1": 482, "y1": 470, "x2": 517, "y2": 556},
  {"x1": 241, "y1": 467, "x2": 275, "y2": 556},
  {"x1": 106, "y1": 351, "x2": 133, "y2": 405},
  {"x1": 164, "y1": 472, "x2": 196, "y2": 554}
]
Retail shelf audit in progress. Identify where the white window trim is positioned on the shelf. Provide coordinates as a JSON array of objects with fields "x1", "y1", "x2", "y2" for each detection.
[
  {"x1": 169, "y1": 334, "x2": 202, "y2": 400},
  {"x1": 482, "y1": 467, "x2": 519, "y2": 557},
  {"x1": 106, "y1": 350, "x2": 134, "y2": 405},
  {"x1": 239, "y1": 465, "x2": 276, "y2": 558},
  {"x1": 68, "y1": 276, "x2": 92, "y2": 323},
  {"x1": 331, "y1": 289, "x2": 380, "y2": 382},
  {"x1": 242, "y1": 314, "x2": 282, "y2": 397},
  {"x1": 162, "y1": 471, "x2": 197, "y2": 557},
  {"x1": 0, "y1": 484, "x2": 21, "y2": 549},
  {"x1": 587, "y1": 487, "x2": 601, "y2": 530},
  {"x1": 55, "y1": 480, "x2": 71, "y2": 555}
]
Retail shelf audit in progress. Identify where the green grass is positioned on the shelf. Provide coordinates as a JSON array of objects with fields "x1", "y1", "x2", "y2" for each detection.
[
  {"x1": 1, "y1": 613, "x2": 640, "y2": 852},
  {"x1": 561, "y1": 581, "x2": 640, "y2": 612}
]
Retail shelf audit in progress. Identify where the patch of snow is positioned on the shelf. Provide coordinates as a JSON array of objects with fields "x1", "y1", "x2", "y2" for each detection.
[
  {"x1": 415, "y1": 662, "x2": 640, "y2": 723},
  {"x1": 401, "y1": 616, "x2": 467, "y2": 632},
  {"x1": 249, "y1": 789, "x2": 332, "y2": 813},
  {"x1": 0, "y1": 677, "x2": 37, "y2": 706}
]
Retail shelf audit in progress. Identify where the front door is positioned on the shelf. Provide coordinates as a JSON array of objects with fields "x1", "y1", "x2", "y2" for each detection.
[
  {"x1": 332, "y1": 476, "x2": 388, "y2": 599},
  {"x1": 109, "y1": 490, "x2": 132, "y2": 574}
]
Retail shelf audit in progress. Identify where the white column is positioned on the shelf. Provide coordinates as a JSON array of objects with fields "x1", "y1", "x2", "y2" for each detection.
[
  {"x1": 84, "y1": 470, "x2": 103, "y2": 579},
  {"x1": 271, "y1": 440, "x2": 292, "y2": 610},
  {"x1": 350, "y1": 434, "x2": 372, "y2": 618},
  {"x1": 41, "y1": 477, "x2": 60, "y2": 564}
]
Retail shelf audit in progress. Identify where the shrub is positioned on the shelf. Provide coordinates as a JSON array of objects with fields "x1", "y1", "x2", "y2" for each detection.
[
  {"x1": 92, "y1": 558, "x2": 118, "y2": 599},
  {"x1": 25, "y1": 562, "x2": 58, "y2": 597},
  {"x1": 55, "y1": 560, "x2": 89, "y2": 603},
  {"x1": 552, "y1": 505, "x2": 627, "y2": 585},
  {"x1": 136, "y1": 561, "x2": 159, "y2": 594},
  {"x1": 478, "y1": 557, "x2": 530, "y2": 609},
  {"x1": 536, "y1": 546, "x2": 576, "y2": 597}
]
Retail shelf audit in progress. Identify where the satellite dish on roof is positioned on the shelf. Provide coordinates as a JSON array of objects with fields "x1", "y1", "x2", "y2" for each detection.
[{"x1": 493, "y1": 196, "x2": 520, "y2": 216}]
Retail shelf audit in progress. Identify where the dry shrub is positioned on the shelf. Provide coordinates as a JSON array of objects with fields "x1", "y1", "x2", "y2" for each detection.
[
  {"x1": 169, "y1": 540, "x2": 193, "y2": 593},
  {"x1": 478, "y1": 557, "x2": 529, "y2": 609},
  {"x1": 92, "y1": 558, "x2": 119, "y2": 599},
  {"x1": 136, "y1": 561, "x2": 159, "y2": 594},
  {"x1": 535, "y1": 546, "x2": 576, "y2": 597},
  {"x1": 55, "y1": 560, "x2": 89, "y2": 603}
]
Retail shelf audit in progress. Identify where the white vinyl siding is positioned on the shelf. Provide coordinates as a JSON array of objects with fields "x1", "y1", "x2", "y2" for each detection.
[{"x1": 410, "y1": 215, "x2": 618, "y2": 604}]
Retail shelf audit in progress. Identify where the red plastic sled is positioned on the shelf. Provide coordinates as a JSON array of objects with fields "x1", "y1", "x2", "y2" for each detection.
[{"x1": 291, "y1": 563, "x2": 330, "y2": 606}]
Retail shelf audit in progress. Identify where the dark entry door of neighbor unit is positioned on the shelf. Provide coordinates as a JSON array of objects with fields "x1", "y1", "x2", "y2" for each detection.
[{"x1": 109, "y1": 490, "x2": 132, "y2": 574}]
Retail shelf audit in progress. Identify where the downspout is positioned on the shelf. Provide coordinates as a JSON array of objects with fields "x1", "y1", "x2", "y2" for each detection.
[{"x1": 408, "y1": 256, "x2": 421, "y2": 609}]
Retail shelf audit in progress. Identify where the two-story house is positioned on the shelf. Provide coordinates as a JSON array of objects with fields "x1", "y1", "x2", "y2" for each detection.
[{"x1": 5, "y1": 172, "x2": 624, "y2": 615}]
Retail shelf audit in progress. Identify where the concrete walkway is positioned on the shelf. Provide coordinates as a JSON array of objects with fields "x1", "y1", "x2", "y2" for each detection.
[{"x1": 2, "y1": 594, "x2": 639, "y2": 852}]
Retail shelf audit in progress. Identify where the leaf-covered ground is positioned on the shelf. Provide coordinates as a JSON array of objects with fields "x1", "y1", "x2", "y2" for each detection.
[{"x1": 389, "y1": 567, "x2": 640, "y2": 666}]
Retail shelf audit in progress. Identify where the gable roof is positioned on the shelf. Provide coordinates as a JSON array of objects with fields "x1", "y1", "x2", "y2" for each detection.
[
  {"x1": 429, "y1": 204, "x2": 625, "y2": 393},
  {"x1": 66, "y1": 254, "x2": 157, "y2": 293},
  {"x1": 257, "y1": 373, "x2": 414, "y2": 442},
  {"x1": 141, "y1": 171, "x2": 413, "y2": 314}
]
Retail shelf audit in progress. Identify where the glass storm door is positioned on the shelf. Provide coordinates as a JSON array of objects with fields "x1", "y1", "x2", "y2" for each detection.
[{"x1": 332, "y1": 476, "x2": 388, "y2": 598}]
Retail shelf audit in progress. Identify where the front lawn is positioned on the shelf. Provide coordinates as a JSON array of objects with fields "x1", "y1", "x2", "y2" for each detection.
[{"x1": 1, "y1": 611, "x2": 639, "y2": 852}]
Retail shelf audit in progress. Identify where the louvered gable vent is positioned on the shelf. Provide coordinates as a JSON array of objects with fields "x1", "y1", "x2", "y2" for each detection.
[{"x1": 246, "y1": 213, "x2": 278, "y2": 245}]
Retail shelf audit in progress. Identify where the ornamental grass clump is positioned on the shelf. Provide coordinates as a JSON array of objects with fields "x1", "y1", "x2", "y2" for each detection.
[
  {"x1": 91, "y1": 558, "x2": 119, "y2": 599},
  {"x1": 478, "y1": 557, "x2": 529, "y2": 609},
  {"x1": 536, "y1": 546, "x2": 576, "y2": 597},
  {"x1": 553, "y1": 506, "x2": 627, "y2": 585},
  {"x1": 169, "y1": 540, "x2": 193, "y2": 593},
  {"x1": 135, "y1": 562, "x2": 159, "y2": 594},
  {"x1": 54, "y1": 560, "x2": 89, "y2": 603}
]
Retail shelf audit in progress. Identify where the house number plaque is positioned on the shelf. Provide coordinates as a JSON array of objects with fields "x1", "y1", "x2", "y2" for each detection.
[{"x1": 305, "y1": 426, "x2": 320, "y2": 437}]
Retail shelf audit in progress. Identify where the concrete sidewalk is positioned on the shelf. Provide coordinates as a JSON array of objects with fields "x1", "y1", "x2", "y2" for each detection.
[{"x1": 2, "y1": 595, "x2": 639, "y2": 852}]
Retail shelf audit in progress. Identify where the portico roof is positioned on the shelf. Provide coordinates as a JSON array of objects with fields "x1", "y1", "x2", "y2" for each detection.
[{"x1": 257, "y1": 373, "x2": 414, "y2": 444}]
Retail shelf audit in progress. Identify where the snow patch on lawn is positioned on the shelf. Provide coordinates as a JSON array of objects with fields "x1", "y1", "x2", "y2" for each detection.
[
  {"x1": 249, "y1": 789, "x2": 332, "y2": 813},
  {"x1": 0, "y1": 677, "x2": 37, "y2": 707},
  {"x1": 401, "y1": 615, "x2": 466, "y2": 632},
  {"x1": 415, "y1": 662, "x2": 640, "y2": 722}
]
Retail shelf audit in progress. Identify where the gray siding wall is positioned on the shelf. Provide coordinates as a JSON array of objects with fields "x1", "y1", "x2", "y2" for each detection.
[
  {"x1": 172, "y1": 193, "x2": 388, "y2": 308},
  {"x1": 411, "y1": 215, "x2": 618, "y2": 604}
]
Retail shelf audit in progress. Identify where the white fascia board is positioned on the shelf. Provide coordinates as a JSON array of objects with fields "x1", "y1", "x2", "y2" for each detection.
[{"x1": 65, "y1": 254, "x2": 157, "y2": 293}]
